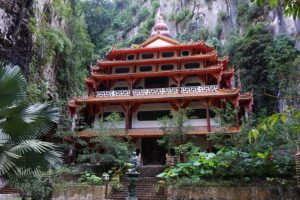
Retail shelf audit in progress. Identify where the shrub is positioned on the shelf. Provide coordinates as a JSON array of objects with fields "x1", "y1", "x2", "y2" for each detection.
[
  {"x1": 169, "y1": 9, "x2": 192, "y2": 24},
  {"x1": 198, "y1": 28, "x2": 210, "y2": 40},
  {"x1": 218, "y1": 11, "x2": 228, "y2": 21},
  {"x1": 157, "y1": 146, "x2": 295, "y2": 180},
  {"x1": 215, "y1": 23, "x2": 223, "y2": 38},
  {"x1": 79, "y1": 172, "x2": 103, "y2": 185},
  {"x1": 137, "y1": 8, "x2": 150, "y2": 23}
]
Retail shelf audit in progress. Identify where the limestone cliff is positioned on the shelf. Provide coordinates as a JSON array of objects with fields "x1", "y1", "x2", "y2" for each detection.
[
  {"x1": 0, "y1": 0, "x2": 33, "y2": 75},
  {"x1": 0, "y1": 0, "x2": 67, "y2": 99},
  {"x1": 125, "y1": 0, "x2": 300, "y2": 43}
]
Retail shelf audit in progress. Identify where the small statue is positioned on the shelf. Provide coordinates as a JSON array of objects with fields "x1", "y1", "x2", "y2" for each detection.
[{"x1": 129, "y1": 151, "x2": 138, "y2": 173}]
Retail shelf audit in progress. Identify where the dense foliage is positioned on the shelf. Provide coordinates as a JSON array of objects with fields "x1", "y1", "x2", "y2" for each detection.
[
  {"x1": 225, "y1": 24, "x2": 300, "y2": 113},
  {"x1": 255, "y1": 0, "x2": 300, "y2": 18},
  {"x1": 158, "y1": 143, "x2": 295, "y2": 185},
  {"x1": 28, "y1": 0, "x2": 94, "y2": 100}
]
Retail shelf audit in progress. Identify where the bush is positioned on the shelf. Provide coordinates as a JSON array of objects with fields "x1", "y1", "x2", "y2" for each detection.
[
  {"x1": 218, "y1": 11, "x2": 228, "y2": 21},
  {"x1": 215, "y1": 23, "x2": 223, "y2": 38},
  {"x1": 79, "y1": 172, "x2": 103, "y2": 185},
  {"x1": 169, "y1": 9, "x2": 192, "y2": 24},
  {"x1": 157, "y1": 146, "x2": 295, "y2": 180},
  {"x1": 10, "y1": 172, "x2": 54, "y2": 200},
  {"x1": 198, "y1": 28, "x2": 210, "y2": 40},
  {"x1": 137, "y1": 8, "x2": 150, "y2": 23}
]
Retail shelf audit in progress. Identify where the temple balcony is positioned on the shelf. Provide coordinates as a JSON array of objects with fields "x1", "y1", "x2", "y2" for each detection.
[{"x1": 96, "y1": 85, "x2": 219, "y2": 98}]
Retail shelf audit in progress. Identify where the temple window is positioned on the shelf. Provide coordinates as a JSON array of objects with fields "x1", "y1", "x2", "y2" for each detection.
[
  {"x1": 127, "y1": 54, "x2": 135, "y2": 60},
  {"x1": 141, "y1": 53, "x2": 154, "y2": 59},
  {"x1": 161, "y1": 51, "x2": 175, "y2": 58},
  {"x1": 114, "y1": 87, "x2": 128, "y2": 90},
  {"x1": 161, "y1": 64, "x2": 174, "y2": 71},
  {"x1": 145, "y1": 77, "x2": 169, "y2": 88},
  {"x1": 184, "y1": 63, "x2": 200, "y2": 69},
  {"x1": 185, "y1": 82, "x2": 201, "y2": 87},
  {"x1": 115, "y1": 67, "x2": 130, "y2": 73},
  {"x1": 139, "y1": 65, "x2": 152, "y2": 72},
  {"x1": 187, "y1": 109, "x2": 216, "y2": 119},
  {"x1": 181, "y1": 50, "x2": 190, "y2": 56},
  {"x1": 137, "y1": 110, "x2": 171, "y2": 121},
  {"x1": 103, "y1": 112, "x2": 125, "y2": 119}
]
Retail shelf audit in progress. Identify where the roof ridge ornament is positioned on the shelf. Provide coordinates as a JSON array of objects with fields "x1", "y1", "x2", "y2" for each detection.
[{"x1": 151, "y1": 14, "x2": 171, "y2": 37}]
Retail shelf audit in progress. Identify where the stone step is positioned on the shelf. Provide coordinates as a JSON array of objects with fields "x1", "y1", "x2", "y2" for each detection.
[
  {"x1": 107, "y1": 180, "x2": 165, "y2": 200},
  {"x1": 108, "y1": 166, "x2": 166, "y2": 199},
  {"x1": 137, "y1": 165, "x2": 166, "y2": 178}
]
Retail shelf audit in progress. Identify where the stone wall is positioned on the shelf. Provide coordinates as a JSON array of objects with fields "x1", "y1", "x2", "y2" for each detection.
[
  {"x1": 0, "y1": 0, "x2": 33, "y2": 75},
  {"x1": 52, "y1": 185, "x2": 106, "y2": 200},
  {"x1": 167, "y1": 186, "x2": 300, "y2": 200}
]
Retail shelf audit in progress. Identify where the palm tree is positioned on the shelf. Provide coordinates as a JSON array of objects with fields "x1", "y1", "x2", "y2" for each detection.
[{"x1": 0, "y1": 61, "x2": 62, "y2": 181}]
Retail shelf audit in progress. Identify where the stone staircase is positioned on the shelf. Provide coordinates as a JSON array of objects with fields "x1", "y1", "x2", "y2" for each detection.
[{"x1": 107, "y1": 165, "x2": 166, "y2": 200}]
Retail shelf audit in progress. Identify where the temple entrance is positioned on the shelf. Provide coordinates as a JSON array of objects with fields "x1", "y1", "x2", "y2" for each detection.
[{"x1": 142, "y1": 138, "x2": 166, "y2": 165}]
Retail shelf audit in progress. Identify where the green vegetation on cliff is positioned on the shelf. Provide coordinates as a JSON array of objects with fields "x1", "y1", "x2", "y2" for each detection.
[{"x1": 28, "y1": 0, "x2": 94, "y2": 100}]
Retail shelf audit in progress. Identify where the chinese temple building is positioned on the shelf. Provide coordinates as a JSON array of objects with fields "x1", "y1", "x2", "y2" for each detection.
[{"x1": 67, "y1": 16, "x2": 253, "y2": 165}]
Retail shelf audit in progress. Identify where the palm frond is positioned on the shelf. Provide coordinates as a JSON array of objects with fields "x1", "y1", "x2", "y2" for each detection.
[
  {"x1": 0, "y1": 62, "x2": 26, "y2": 109},
  {"x1": 0, "y1": 140, "x2": 62, "y2": 176},
  {"x1": 0, "y1": 62, "x2": 62, "y2": 179},
  {"x1": 0, "y1": 150, "x2": 21, "y2": 176},
  {"x1": 9, "y1": 140, "x2": 58, "y2": 155},
  {"x1": 0, "y1": 102, "x2": 60, "y2": 140}
]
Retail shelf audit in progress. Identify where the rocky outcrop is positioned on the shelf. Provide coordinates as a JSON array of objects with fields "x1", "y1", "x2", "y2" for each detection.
[
  {"x1": 0, "y1": 0, "x2": 33, "y2": 75},
  {"x1": 0, "y1": 0, "x2": 65, "y2": 98}
]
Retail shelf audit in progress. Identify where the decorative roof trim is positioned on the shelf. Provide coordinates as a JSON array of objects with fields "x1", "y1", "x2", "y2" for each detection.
[{"x1": 139, "y1": 34, "x2": 180, "y2": 48}]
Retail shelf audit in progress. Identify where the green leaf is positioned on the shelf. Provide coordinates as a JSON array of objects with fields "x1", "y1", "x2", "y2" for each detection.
[
  {"x1": 269, "y1": 0, "x2": 278, "y2": 7},
  {"x1": 280, "y1": 114, "x2": 287, "y2": 123}
]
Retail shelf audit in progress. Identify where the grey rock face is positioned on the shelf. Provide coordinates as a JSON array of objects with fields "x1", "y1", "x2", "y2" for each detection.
[{"x1": 0, "y1": 0, "x2": 33, "y2": 75}]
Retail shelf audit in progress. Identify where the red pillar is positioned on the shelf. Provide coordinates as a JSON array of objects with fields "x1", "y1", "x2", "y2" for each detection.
[
  {"x1": 235, "y1": 112, "x2": 240, "y2": 127},
  {"x1": 206, "y1": 99, "x2": 211, "y2": 132},
  {"x1": 124, "y1": 103, "x2": 132, "y2": 132},
  {"x1": 129, "y1": 79, "x2": 133, "y2": 96},
  {"x1": 177, "y1": 75, "x2": 181, "y2": 94}
]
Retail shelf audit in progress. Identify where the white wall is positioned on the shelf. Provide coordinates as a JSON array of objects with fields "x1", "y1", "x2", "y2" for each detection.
[
  {"x1": 113, "y1": 80, "x2": 129, "y2": 90},
  {"x1": 182, "y1": 76, "x2": 205, "y2": 86},
  {"x1": 131, "y1": 102, "x2": 218, "y2": 128}
]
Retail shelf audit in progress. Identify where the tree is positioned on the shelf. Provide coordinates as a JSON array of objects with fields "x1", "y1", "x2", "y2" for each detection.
[
  {"x1": 225, "y1": 24, "x2": 300, "y2": 114},
  {"x1": 249, "y1": 108, "x2": 300, "y2": 185},
  {"x1": 226, "y1": 24, "x2": 273, "y2": 113},
  {"x1": 158, "y1": 109, "x2": 192, "y2": 154},
  {"x1": 249, "y1": 108, "x2": 300, "y2": 143},
  {"x1": 76, "y1": 112, "x2": 133, "y2": 167},
  {"x1": 255, "y1": 0, "x2": 300, "y2": 18},
  {"x1": 0, "y1": 61, "x2": 62, "y2": 180}
]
